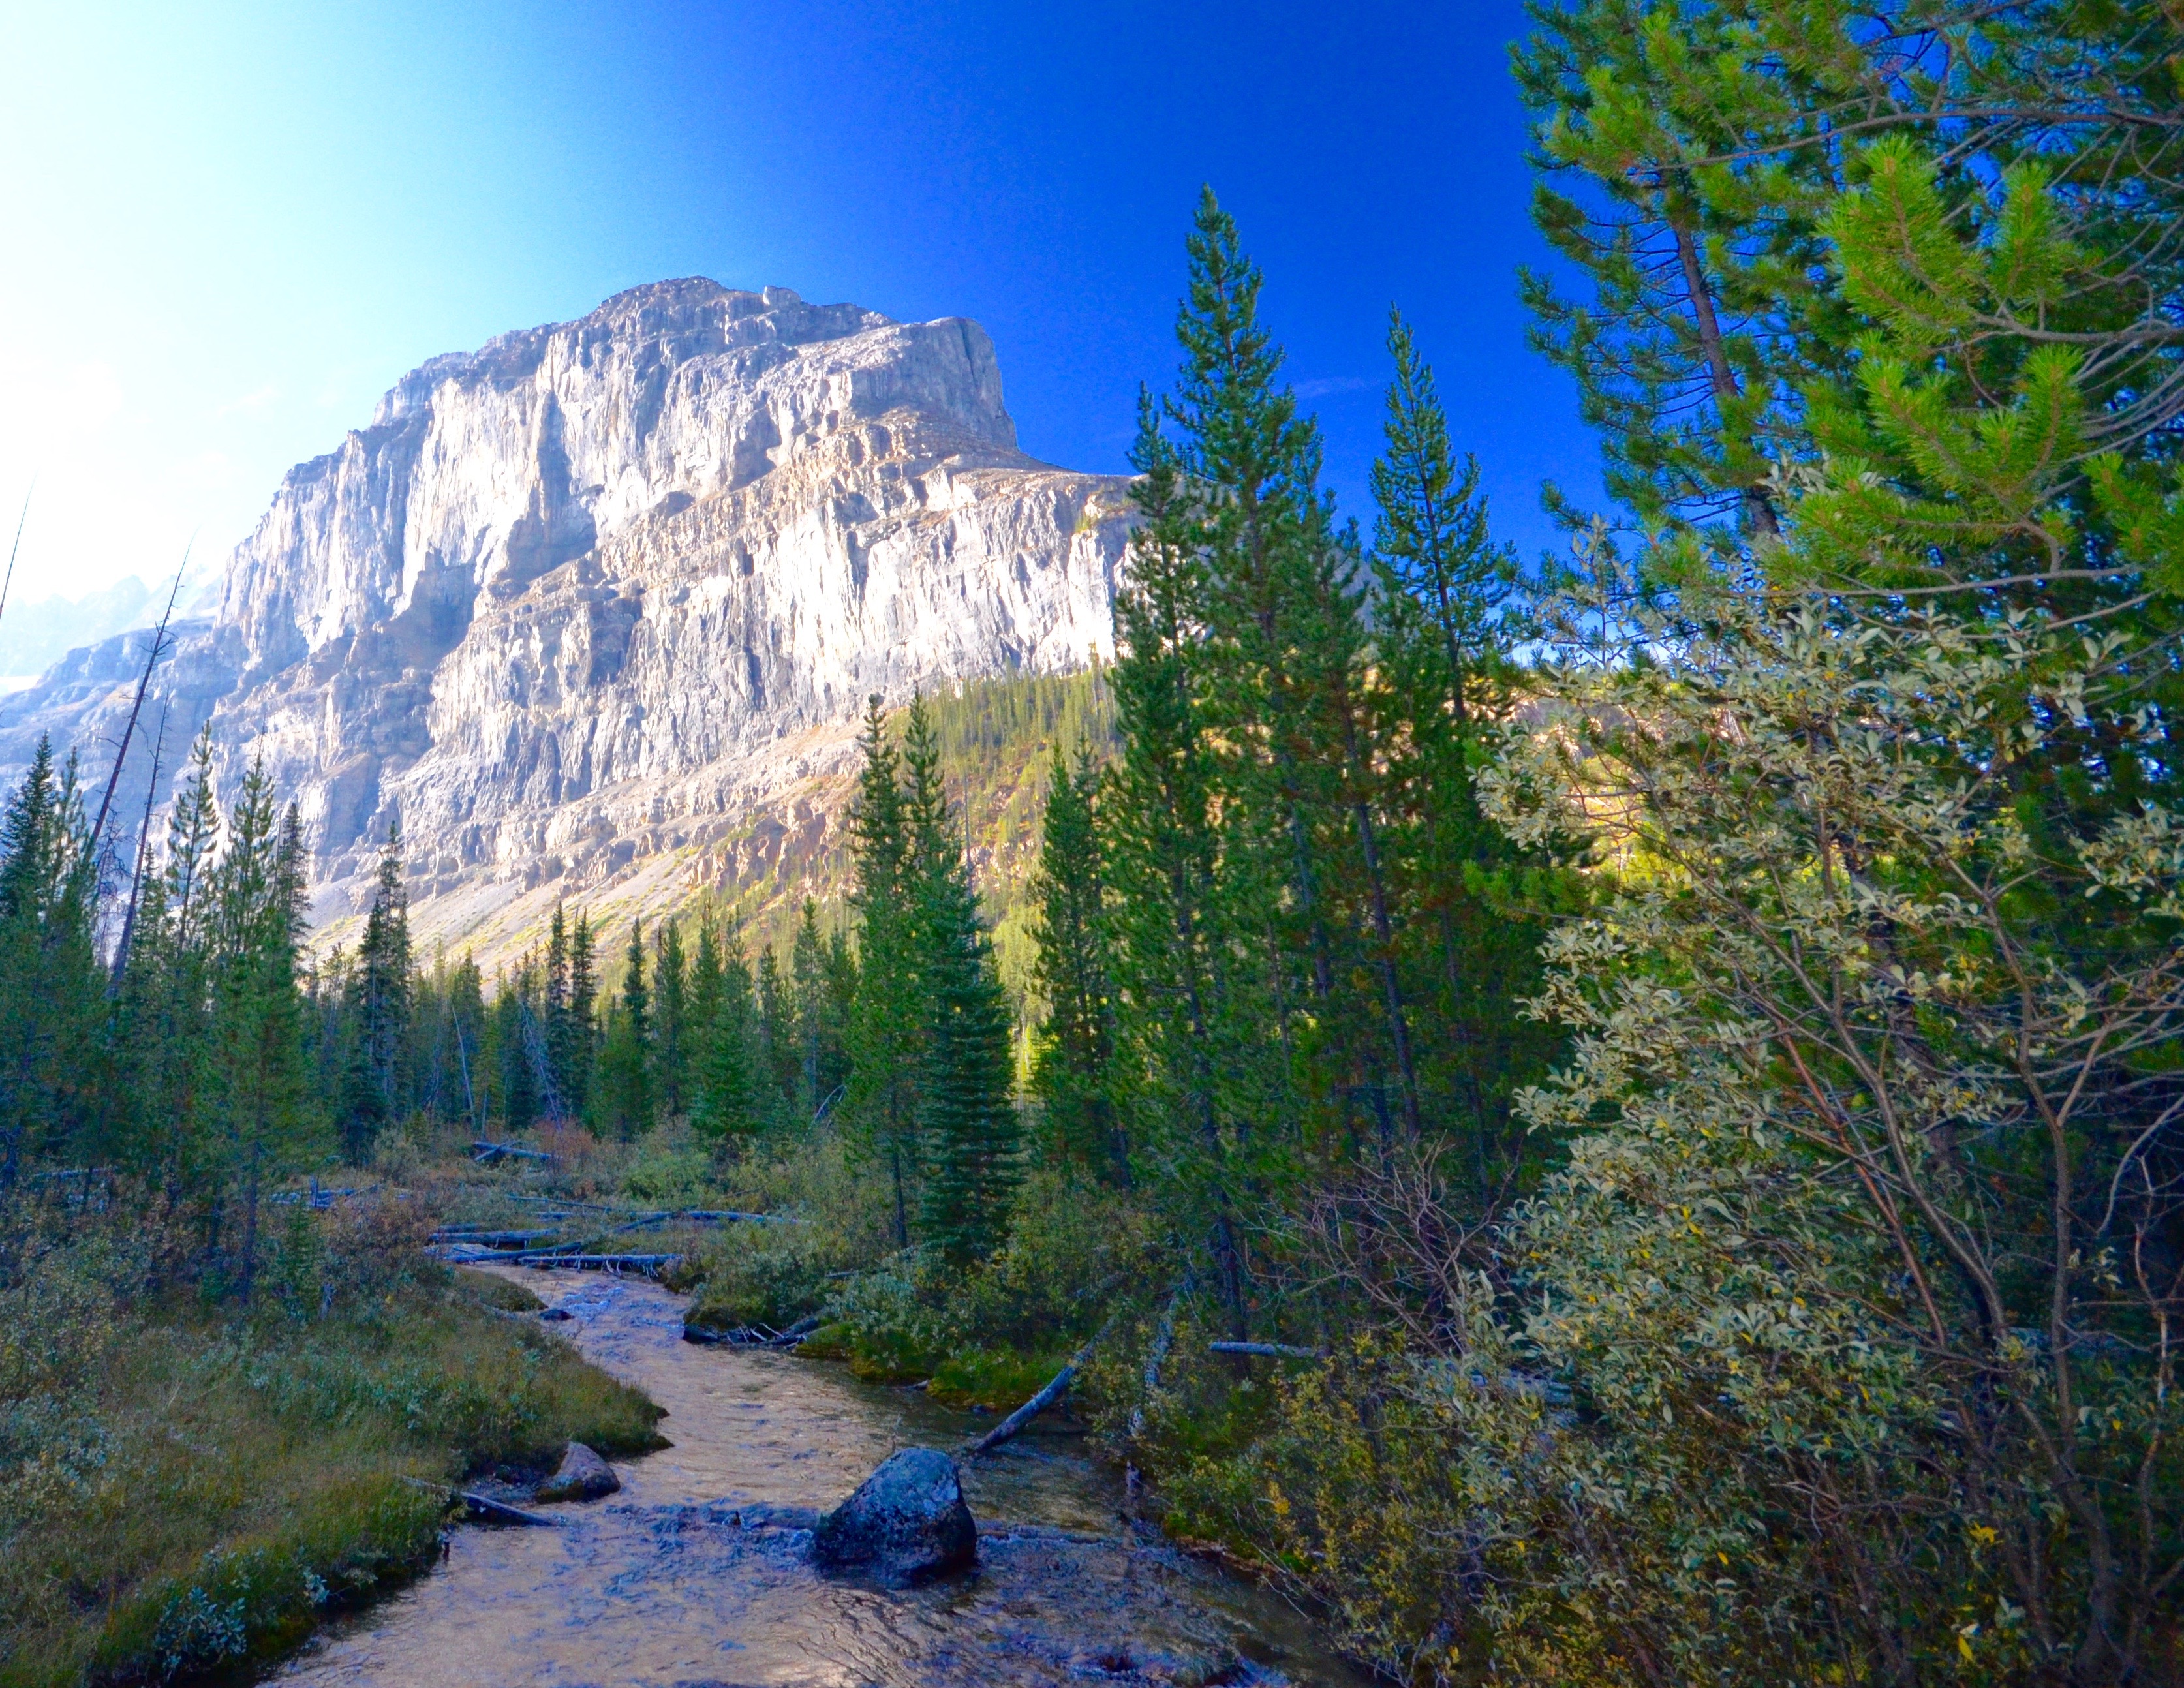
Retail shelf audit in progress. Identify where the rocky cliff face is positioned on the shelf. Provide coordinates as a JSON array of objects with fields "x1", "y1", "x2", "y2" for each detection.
[{"x1": 0, "y1": 279, "x2": 1130, "y2": 963}]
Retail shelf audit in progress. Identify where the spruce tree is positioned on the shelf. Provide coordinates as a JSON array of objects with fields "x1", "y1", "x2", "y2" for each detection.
[
  {"x1": 543, "y1": 906, "x2": 573, "y2": 1120},
  {"x1": 598, "y1": 918, "x2": 652, "y2": 1140},
  {"x1": 694, "y1": 932, "x2": 763, "y2": 1152},
  {"x1": 209, "y1": 770, "x2": 319, "y2": 1300},
  {"x1": 1369, "y1": 313, "x2": 1561, "y2": 1195},
  {"x1": 568, "y1": 911, "x2": 597, "y2": 1120},
  {"x1": 914, "y1": 800, "x2": 1020, "y2": 1265},
  {"x1": 754, "y1": 948, "x2": 795, "y2": 1109},
  {"x1": 1103, "y1": 391, "x2": 1249, "y2": 1335},
  {"x1": 0, "y1": 737, "x2": 100, "y2": 1188},
  {"x1": 686, "y1": 917, "x2": 724, "y2": 1090},
  {"x1": 653, "y1": 918, "x2": 688, "y2": 1117},
  {"x1": 1029, "y1": 745, "x2": 1124, "y2": 1182},
  {"x1": 844, "y1": 695, "x2": 924, "y2": 1247}
]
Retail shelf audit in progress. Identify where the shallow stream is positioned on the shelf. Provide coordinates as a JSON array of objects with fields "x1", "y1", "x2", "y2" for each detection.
[{"x1": 271, "y1": 1271, "x2": 1367, "y2": 1687}]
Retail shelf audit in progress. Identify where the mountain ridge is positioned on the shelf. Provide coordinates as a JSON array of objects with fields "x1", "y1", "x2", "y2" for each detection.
[{"x1": 0, "y1": 279, "x2": 1132, "y2": 971}]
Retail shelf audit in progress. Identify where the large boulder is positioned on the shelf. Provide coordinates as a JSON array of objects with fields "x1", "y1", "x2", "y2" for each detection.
[
  {"x1": 534, "y1": 1442, "x2": 620, "y2": 1503},
  {"x1": 810, "y1": 1447, "x2": 976, "y2": 1583}
]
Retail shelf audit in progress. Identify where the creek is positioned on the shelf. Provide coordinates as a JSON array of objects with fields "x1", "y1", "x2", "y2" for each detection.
[{"x1": 271, "y1": 1270, "x2": 1369, "y2": 1687}]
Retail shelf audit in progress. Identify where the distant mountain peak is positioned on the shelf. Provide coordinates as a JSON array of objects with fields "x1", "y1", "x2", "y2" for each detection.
[{"x1": 0, "y1": 281, "x2": 1133, "y2": 970}]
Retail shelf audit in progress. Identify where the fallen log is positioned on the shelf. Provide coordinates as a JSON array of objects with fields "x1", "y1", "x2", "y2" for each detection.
[
  {"x1": 1128, "y1": 1280, "x2": 1189, "y2": 1445},
  {"x1": 470, "y1": 1141, "x2": 557, "y2": 1166},
  {"x1": 399, "y1": 1475, "x2": 557, "y2": 1527},
  {"x1": 768, "y1": 1313, "x2": 825, "y2": 1347},
  {"x1": 1208, "y1": 1340, "x2": 1324, "y2": 1360},
  {"x1": 684, "y1": 1312, "x2": 825, "y2": 1348},
  {"x1": 516, "y1": 1252, "x2": 682, "y2": 1274},
  {"x1": 964, "y1": 1314, "x2": 1118, "y2": 1458}
]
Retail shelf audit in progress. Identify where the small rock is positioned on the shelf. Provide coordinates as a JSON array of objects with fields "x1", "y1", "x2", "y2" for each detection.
[
  {"x1": 540, "y1": 1306, "x2": 575, "y2": 1321},
  {"x1": 733, "y1": 1503, "x2": 822, "y2": 1531},
  {"x1": 811, "y1": 1447, "x2": 976, "y2": 1583},
  {"x1": 534, "y1": 1442, "x2": 620, "y2": 1503}
]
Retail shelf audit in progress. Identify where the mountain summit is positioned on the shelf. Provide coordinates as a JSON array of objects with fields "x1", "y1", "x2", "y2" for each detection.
[{"x1": 0, "y1": 281, "x2": 1131, "y2": 959}]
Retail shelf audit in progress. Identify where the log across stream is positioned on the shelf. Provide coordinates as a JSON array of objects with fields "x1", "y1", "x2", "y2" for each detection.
[{"x1": 269, "y1": 1269, "x2": 1368, "y2": 1687}]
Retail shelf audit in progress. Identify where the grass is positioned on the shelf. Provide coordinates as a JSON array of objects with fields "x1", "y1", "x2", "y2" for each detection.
[{"x1": 0, "y1": 1192, "x2": 663, "y2": 1688}]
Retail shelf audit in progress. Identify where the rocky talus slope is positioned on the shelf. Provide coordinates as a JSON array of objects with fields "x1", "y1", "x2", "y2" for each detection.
[{"x1": 0, "y1": 280, "x2": 1131, "y2": 967}]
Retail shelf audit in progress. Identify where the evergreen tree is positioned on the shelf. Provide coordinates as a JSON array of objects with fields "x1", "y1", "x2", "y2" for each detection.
[
  {"x1": 1028, "y1": 744, "x2": 1124, "y2": 1182},
  {"x1": 208, "y1": 769, "x2": 319, "y2": 1300},
  {"x1": 566, "y1": 910, "x2": 597, "y2": 1121},
  {"x1": 343, "y1": 828, "x2": 411, "y2": 1162},
  {"x1": 1104, "y1": 389, "x2": 1250, "y2": 1335},
  {"x1": 598, "y1": 918, "x2": 652, "y2": 1140},
  {"x1": 685, "y1": 917, "x2": 724, "y2": 1091},
  {"x1": 694, "y1": 932, "x2": 763, "y2": 1152},
  {"x1": 754, "y1": 947, "x2": 795, "y2": 1110},
  {"x1": 493, "y1": 962, "x2": 541, "y2": 1133},
  {"x1": 653, "y1": 917, "x2": 688, "y2": 1117},
  {"x1": 0, "y1": 737, "x2": 100, "y2": 1187},
  {"x1": 442, "y1": 954, "x2": 488, "y2": 1133},
  {"x1": 912, "y1": 761, "x2": 1020, "y2": 1265},
  {"x1": 844, "y1": 694, "x2": 925, "y2": 1248},
  {"x1": 1369, "y1": 313, "x2": 1562, "y2": 1197}
]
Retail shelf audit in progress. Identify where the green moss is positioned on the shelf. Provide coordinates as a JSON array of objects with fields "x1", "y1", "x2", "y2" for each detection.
[{"x1": 926, "y1": 1347, "x2": 1071, "y2": 1413}]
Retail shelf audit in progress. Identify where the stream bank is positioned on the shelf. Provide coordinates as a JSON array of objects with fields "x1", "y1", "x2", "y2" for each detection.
[{"x1": 269, "y1": 1270, "x2": 1367, "y2": 1687}]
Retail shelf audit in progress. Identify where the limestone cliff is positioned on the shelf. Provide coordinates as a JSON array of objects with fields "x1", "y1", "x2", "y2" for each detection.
[{"x1": 0, "y1": 280, "x2": 1130, "y2": 965}]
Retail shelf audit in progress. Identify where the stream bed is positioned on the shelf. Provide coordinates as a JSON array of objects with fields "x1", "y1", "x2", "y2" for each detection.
[{"x1": 271, "y1": 1270, "x2": 1368, "y2": 1687}]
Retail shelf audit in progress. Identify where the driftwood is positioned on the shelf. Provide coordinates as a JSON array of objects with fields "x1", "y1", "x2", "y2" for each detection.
[
  {"x1": 519, "y1": 1252, "x2": 682, "y2": 1273},
  {"x1": 88, "y1": 551, "x2": 189, "y2": 859},
  {"x1": 399, "y1": 1475, "x2": 557, "y2": 1527},
  {"x1": 684, "y1": 1312, "x2": 824, "y2": 1348},
  {"x1": 964, "y1": 1314, "x2": 1118, "y2": 1458},
  {"x1": 1128, "y1": 1280, "x2": 1190, "y2": 1445},
  {"x1": 1208, "y1": 1340, "x2": 1325, "y2": 1360},
  {"x1": 471, "y1": 1141, "x2": 557, "y2": 1165}
]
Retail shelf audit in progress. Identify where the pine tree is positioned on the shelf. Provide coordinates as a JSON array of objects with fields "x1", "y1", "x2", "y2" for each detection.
[
  {"x1": 0, "y1": 737, "x2": 100, "y2": 1187},
  {"x1": 567, "y1": 911, "x2": 597, "y2": 1122},
  {"x1": 443, "y1": 954, "x2": 487, "y2": 1133},
  {"x1": 844, "y1": 693, "x2": 925, "y2": 1248},
  {"x1": 694, "y1": 932, "x2": 763, "y2": 1152},
  {"x1": 653, "y1": 918, "x2": 688, "y2": 1117},
  {"x1": 1104, "y1": 389, "x2": 1249, "y2": 1335},
  {"x1": 209, "y1": 769, "x2": 320, "y2": 1300},
  {"x1": 1369, "y1": 313, "x2": 1561, "y2": 1197},
  {"x1": 344, "y1": 827, "x2": 412, "y2": 1162},
  {"x1": 914, "y1": 787, "x2": 1020, "y2": 1265},
  {"x1": 685, "y1": 917, "x2": 724, "y2": 1090},
  {"x1": 1029, "y1": 745, "x2": 1124, "y2": 1182},
  {"x1": 754, "y1": 948, "x2": 795, "y2": 1109},
  {"x1": 598, "y1": 918, "x2": 652, "y2": 1141}
]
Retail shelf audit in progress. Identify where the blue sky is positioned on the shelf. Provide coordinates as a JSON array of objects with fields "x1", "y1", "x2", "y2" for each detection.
[{"x1": 0, "y1": 0, "x2": 1595, "y2": 606}]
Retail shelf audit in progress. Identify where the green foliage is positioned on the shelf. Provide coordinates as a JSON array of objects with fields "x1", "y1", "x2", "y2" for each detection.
[
  {"x1": 1028, "y1": 746, "x2": 1125, "y2": 1180},
  {"x1": 0, "y1": 1192, "x2": 661, "y2": 1688}
]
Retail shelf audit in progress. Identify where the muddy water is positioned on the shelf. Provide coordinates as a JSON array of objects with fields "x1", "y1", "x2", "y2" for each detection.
[{"x1": 273, "y1": 1272, "x2": 1368, "y2": 1687}]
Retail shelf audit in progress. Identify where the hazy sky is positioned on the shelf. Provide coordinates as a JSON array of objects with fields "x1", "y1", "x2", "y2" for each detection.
[{"x1": 0, "y1": 0, "x2": 1595, "y2": 607}]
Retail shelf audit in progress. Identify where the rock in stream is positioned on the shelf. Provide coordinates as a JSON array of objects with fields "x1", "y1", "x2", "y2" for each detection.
[{"x1": 811, "y1": 1446, "x2": 977, "y2": 1583}]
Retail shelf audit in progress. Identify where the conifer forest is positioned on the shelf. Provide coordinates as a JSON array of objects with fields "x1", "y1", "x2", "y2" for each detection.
[{"x1": 4, "y1": 1, "x2": 2181, "y2": 1683}]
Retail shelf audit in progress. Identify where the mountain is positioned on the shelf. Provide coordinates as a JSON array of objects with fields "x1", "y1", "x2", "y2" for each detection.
[
  {"x1": 0, "y1": 577, "x2": 155, "y2": 684},
  {"x1": 0, "y1": 279, "x2": 1133, "y2": 968}
]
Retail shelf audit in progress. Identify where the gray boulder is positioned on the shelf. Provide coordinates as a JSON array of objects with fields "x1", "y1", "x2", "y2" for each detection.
[
  {"x1": 534, "y1": 1442, "x2": 620, "y2": 1503},
  {"x1": 811, "y1": 1447, "x2": 976, "y2": 1583}
]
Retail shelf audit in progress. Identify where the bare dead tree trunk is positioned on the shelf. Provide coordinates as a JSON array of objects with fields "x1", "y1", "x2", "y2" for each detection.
[{"x1": 89, "y1": 549, "x2": 190, "y2": 860}]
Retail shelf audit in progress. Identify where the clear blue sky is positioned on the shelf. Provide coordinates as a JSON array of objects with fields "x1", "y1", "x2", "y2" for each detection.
[{"x1": 0, "y1": 0, "x2": 1596, "y2": 606}]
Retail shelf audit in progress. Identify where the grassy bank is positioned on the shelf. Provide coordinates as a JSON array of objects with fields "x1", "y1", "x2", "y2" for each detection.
[{"x1": 0, "y1": 1188, "x2": 662, "y2": 1688}]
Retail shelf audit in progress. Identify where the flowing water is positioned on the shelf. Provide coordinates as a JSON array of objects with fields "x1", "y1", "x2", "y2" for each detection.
[{"x1": 272, "y1": 1271, "x2": 1369, "y2": 1687}]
